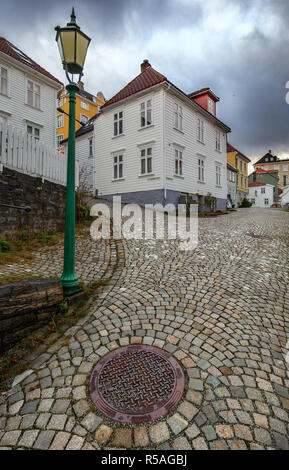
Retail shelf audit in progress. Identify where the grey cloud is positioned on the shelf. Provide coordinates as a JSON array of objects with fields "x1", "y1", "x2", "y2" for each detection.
[{"x1": 1, "y1": 0, "x2": 289, "y2": 163}]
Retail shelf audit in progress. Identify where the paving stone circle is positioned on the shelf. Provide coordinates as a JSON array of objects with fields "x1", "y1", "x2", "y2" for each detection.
[{"x1": 89, "y1": 344, "x2": 185, "y2": 423}]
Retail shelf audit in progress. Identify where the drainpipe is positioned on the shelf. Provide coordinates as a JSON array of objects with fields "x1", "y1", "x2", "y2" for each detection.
[{"x1": 163, "y1": 83, "x2": 171, "y2": 204}]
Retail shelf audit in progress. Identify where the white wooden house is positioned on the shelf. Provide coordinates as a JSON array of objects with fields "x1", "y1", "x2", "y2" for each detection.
[
  {"x1": 248, "y1": 182, "x2": 274, "y2": 207},
  {"x1": 72, "y1": 60, "x2": 231, "y2": 210},
  {"x1": 0, "y1": 37, "x2": 62, "y2": 148}
]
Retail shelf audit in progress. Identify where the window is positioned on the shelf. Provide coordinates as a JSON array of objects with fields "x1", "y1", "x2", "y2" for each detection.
[
  {"x1": 57, "y1": 114, "x2": 64, "y2": 128},
  {"x1": 283, "y1": 164, "x2": 288, "y2": 171},
  {"x1": 174, "y1": 103, "x2": 183, "y2": 130},
  {"x1": 215, "y1": 130, "x2": 221, "y2": 151},
  {"x1": 283, "y1": 175, "x2": 287, "y2": 186},
  {"x1": 113, "y1": 154, "x2": 123, "y2": 179},
  {"x1": 197, "y1": 119, "x2": 204, "y2": 142},
  {"x1": 251, "y1": 198, "x2": 255, "y2": 204},
  {"x1": 175, "y1": 149, "x2": 183, "y2": 175},
  {"x1": 27, "y1": 80, "x2": 40, "y2": 108},
  {"x1": 254, "y1": 190, "x2": 258, "y2": 197},
  {"x1": 140, "y1": 147, "x2": 152, "y2": 175},
  {"x1": 240, "y1": 160, "x2": 243, "y2": 171},
  {"x1": 208, "y1": 98, "x2": 214, "y2": 114},
  {"x1": 0, "y1": 66, "x2": 8, "y2": 95},
  {"x1": 216, "y1": 164, "x2": 221, "y2": 186},
  {"x1": 198, "y1": 158, "x2": 205, "y2": 182},
  {"x1": 56, "y1": 134, "x2": 63, "y2": 149},
  {"x1": 264, "y1": 198, "x2": 269, "y2": 205},
  {"x1": 140, "y1": 100, "x2": 152, "y2": 127},
  {"x1": 245, "y1": 177, "x2": 247, "y2": 188},
  {"x1": 89, "y1": 138, "x2": 93, "y2": 158},
  {"x1": 241, "y1": 175, "x2": 243, "y2": 187},
  {"x1": 80, "y1": 114, "x2": 88, "y2": 125},
  {"x1": 244, "y1": 162, "x2": 247, "y2": 173},
  {"x1": 81, "y1": 100, "x2": 89, "y2": 111},
  {"x1": 57, "y1": 95, "x2": 63, "y2": 107},
  {"x1": 27, "y1": 125, "x2": 40, "y2": 141},
  {"x1": 113, "y1": 112, "x2": 123, "y2": 136}
]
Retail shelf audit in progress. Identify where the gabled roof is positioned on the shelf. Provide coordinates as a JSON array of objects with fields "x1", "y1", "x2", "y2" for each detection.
[
  {"x1": 227, "y1": 142, "x2": 251, "y2": 162},
  {"x1": 101, "y1": 61, "x2": 230, "y2": 132},
  {"x1": 254, "y1": 150, "x2": 279, "y2": 165},
  {"x1": 102, "y1": 65, "x2": 167, "y2": 109},
  {"x1": 0, "y1": 37, "x2": 62, "y2": 86}
]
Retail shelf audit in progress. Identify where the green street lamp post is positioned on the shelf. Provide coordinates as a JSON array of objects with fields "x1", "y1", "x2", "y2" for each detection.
[{"x1": 55, "y1": 8, "x2": 91, "y2": 295}]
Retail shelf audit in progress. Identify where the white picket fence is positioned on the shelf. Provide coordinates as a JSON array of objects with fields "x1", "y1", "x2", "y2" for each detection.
[{"x1": 0, "y1": 122, "x2": 79, "y2": 187}]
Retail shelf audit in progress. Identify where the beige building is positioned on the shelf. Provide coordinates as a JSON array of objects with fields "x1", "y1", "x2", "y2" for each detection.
[{"x1": 254, "y1": 150, "x2": 289, "y2": 188}]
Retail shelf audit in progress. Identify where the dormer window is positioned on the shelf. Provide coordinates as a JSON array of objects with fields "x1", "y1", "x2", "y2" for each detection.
[{"x1": 208, "y1": 98, "x2": 214, "y2": 114}]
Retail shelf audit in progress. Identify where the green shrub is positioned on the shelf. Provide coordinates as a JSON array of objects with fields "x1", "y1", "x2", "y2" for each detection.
[
  {"x1": 0, "y1": 240, "x2": 10, "y2": 252},
  {"x1": 240, "y1": 198, "x2": 252, "y2": 208}
]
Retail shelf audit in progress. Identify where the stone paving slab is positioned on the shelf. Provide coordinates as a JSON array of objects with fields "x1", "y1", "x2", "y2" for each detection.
[{"x1": 0, "y1": 208, "x2": 289, "y2": 450}]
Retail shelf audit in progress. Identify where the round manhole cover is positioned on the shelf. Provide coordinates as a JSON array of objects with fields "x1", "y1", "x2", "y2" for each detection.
[{"x1": 89, "y1": 345, "x2": 185, "y2": 424}]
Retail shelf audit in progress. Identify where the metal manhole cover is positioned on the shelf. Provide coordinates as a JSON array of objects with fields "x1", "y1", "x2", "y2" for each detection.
[{"x1": 89, "y1": 345, "x2": 185, "y2": 424}]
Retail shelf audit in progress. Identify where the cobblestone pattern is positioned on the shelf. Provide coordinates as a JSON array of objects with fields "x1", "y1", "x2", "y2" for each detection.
[
  {"x1": 0, "y1": 230, "x2": 116, "y2": 285},
  {"x1": 0, "y1": 208, "x2": 289, "y2": 450}
]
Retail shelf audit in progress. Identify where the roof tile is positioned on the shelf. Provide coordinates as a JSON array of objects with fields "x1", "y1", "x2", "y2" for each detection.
[{"x1": 0, "y1": 37, "x2": 62, "y2": 85}]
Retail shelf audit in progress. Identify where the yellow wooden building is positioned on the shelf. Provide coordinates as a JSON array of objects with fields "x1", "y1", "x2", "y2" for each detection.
[
  {"x1": 227, "y1": 143, "x2": 251, "y2": 205},
  {"x1": 56, "y1": 82, "x2": 105, "y2": 152}
]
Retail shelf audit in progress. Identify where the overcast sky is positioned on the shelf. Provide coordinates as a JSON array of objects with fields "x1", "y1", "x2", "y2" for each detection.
[{"x1": 1, "y1": 0, "x2": 289, "y2": 168}]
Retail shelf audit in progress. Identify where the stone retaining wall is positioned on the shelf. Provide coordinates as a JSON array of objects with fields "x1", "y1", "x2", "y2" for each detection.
[
  {"x1": 0, "y1": 166, "x2": 66, "y2": 240},
  {"x1": 0, "y1": 278, "x2": 63, "y2": 352}
]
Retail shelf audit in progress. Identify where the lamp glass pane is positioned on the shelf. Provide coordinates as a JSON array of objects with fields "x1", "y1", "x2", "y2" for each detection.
[
  {"x1": 60, "y1": 30, "x2": 75, "y2": 64},
  {"x1": 57, "y1": 35, "x2": 64, "y2": 61},
  {"x1": 76, "y1": 33, "x2": 89, "y2": 68}
]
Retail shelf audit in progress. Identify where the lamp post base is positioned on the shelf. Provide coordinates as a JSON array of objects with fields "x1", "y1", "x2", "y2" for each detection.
[{"x1": 60, "y1": 276, "x2": 83, "y2": 296}]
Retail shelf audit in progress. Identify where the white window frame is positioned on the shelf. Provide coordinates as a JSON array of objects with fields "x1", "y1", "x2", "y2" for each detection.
[
  {"x1": 81, "y1": 100, "x2": 89, "y2": 111},
  {"x1": 198, "y1": 157, "x2": 205, "y2": 182},
  {"x1": 140, "y1": 99, "x2": 152, "y2": 128},
  {"x1": 113, "y1": 111, "x2": 123, "y2": 136},
  {"x1": 57, "y1": 114, "x2": 64, "y2": 128},
  {"x1": 140, "y1": 146, "x2": 153, "y2": 175},
  {"x1": 80, "y1": 114, "x2": 89, "y2": 125},
  {"x1": 174, "y1": 103, "x2": 183, "y2": 131},
  {"x1": 27, "y1": 124, "x2": 40, "y2": 141},
  {"x1": 113, "y1": 153, "x2": 124, "y2": 180},
  {"x1": 197, "y1": 118, "x2": 204, "y2": 142},
  {"x1": 216, "y1": 163, "x2": 221, "y2": 186},
  {"x1": 57, "y1": 95, "x2": 63, "y2": 107},
  {"x1": 174, "y1": 148, "x2": 183, "y2": 176},
  {"x1": 89, "y1": 137, "x2": 93, "y2": 158},
  {"x1": 26, "y1": 79, "x2": 41, "y2": 109},
  {"x1": 56, "y1": 134, "x2": 63, "y2": 149},
  {"x1": 0, "y1": 65, "x2": 8, "y2": 96},
  {"x1": 261, "y1": 187, "x2": 265, "y2": 194},
  {"x1": 264, "y1": 198, "x2": 269, "y2": 205},
  {"x1": 215, "y1": 129, "x2": 221, "y2": 151}
]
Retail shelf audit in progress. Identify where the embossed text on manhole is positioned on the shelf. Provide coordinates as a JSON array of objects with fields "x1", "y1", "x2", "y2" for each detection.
[{"x1": 89, "y1": 345, "x2": 185, "y2": 424}]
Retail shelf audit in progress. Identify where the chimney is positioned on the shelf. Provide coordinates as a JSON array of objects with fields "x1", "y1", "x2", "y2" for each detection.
[
  {"x1": 78, "y1": 81, "x2": 84, "y2": 90},
  {"x1": 141, "y1": 59, "x2": 151, "y2": 72},
  {"x1": 268, "y1": 149, "x2": 271, "y2": 154}
]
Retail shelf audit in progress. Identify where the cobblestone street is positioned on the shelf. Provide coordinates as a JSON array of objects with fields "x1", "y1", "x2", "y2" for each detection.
[{"x1": 0, "y1": 208, "x2": 289, "y2": 450}]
